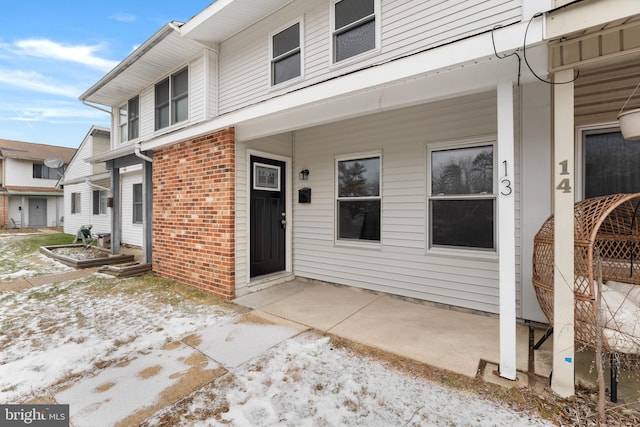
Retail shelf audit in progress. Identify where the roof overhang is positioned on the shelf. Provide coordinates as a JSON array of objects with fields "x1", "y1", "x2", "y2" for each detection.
[
  {"x1": 140, "y1": 19, "x2": 546, "y2": 150},
  {"x1": 85, "y1": 143, "x2": 137, "y2": 164},
  {"x1": 180, "y1": 0, "x2": 294, "y2": 43},
  {"x1": 546, "y1": 0, "x2": 640, "y2": 40},
  {"x1": 59, "y1": 172, "x2": 111, "y2": 186},
  {"x1": 80, "y1": 24, "x2": 206, "y2": 107},
  {"x1": 6, "y1": 187, "x2": 63, "y2": 196}
]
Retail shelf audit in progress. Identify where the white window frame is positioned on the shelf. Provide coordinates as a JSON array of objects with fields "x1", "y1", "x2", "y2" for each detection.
[
  {"x1": 118, "y1": 95, "x2": 139, "y2": 144},
  {"x1": 426, "y1": 137, "x2": 497, "y2": 254},
  {"x1": 155, "y1": 67, "x2": 188, "y2": 131},
  {"x1": 335, "y1": 151, "x2": 382, "y2": 247},
  {"x1": 132, "y1": 183, "x2": 143, "y2": 224},
  {"x1": 71, "y1": 192, "x2": 81, "y2": 214},
  {"x1": 269, "y1": 19, "x2": 304, "y2": 87},
  {"x1": 253, "y1": 162, "x2": 281, "y2": 191},
  {"x1": 92, "y1": 189, "x2": 107, "y2": 215},
  {"x1": 330, "y1": 0, "x2": 381, "y2": 66}
]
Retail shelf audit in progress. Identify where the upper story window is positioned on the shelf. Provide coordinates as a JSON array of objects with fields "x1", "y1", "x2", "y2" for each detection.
[
  {"x1": 336, "y1": 154, "x2": 381, "y2": 242},
  {"x1": 33, "y1": 163, "x2": 64, "y2": 179},
  {"x1": 155, "y1": 67, "x2": 188, "y2": 131},
  {"x1": 427, "y1": 139, "x2": 496, "y2": 251},
  {"x1": 332, "y1": 0, "x2": 378, "y2": 63},
  {"x1": 118, "y1": 96, "x2": 139, "y2": 143},
  {"x1": 582, "y1": 127, "x2": 640, "y2": 198},
  {"x1": 271, "y1": 22, "x2": 302, "y2": 86}
]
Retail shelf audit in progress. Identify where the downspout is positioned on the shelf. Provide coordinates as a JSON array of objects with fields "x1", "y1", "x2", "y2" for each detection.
[
  {"x1": 134, "y1": 145, "x2": 153, "y2": 163},
  {"x1": 85, "y1": 179, "x2": 112, "y2": 193}
]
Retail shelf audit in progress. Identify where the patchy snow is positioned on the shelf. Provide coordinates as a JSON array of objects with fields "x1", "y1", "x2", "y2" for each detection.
[{"x1": 0, "y1": 233, "x2": 554, "y2": 426}]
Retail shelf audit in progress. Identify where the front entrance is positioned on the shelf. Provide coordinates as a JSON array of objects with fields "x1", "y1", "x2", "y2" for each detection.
[
  {"x1": 250, "y1": 156, "x2": 286, "y2": 277},
  {"x1": 29, "y1": 198, "x2": 47, "y2": 227}
]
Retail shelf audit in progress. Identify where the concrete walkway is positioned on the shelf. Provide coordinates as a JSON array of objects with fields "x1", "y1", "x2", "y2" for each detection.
[
  {"x1": 234, "y1": 278, "x2": 536, "y2": 385},
  {"x1": 0, "y1": 268, "x2": 99, "y2": 293}
]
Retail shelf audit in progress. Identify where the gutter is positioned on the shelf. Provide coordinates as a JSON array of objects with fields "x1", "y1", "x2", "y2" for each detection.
[{"x1": 134, "y1": 145, "x2": 153, "y2": 163}]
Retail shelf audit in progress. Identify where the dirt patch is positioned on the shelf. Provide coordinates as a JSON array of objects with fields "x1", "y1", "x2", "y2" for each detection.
[
  {"x1": 182, "y1": 334, "x2": 202, "y2": 348},
  {"x1": 48, "y1": 246, "x2": 112, "y2": 260},
  {"x1": 117, "y1": 354, "x2": 227, "y2": 427},
  {"x1": 138, "y1": 365, "x2": 163, "y2": 379},
  {"x1": 95, "y1": 382, "x2": 116, "y2": 393}
]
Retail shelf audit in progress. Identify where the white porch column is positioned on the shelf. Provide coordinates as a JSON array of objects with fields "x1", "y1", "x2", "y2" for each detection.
[
  {"x1": 497, "y1": 81, "x2": 516, "y2": 380},
  {"x1": 552, "y1": 68, "x2": 575, "y2": 397}
]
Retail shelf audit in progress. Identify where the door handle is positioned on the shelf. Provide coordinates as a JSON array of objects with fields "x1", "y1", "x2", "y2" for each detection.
[{"x1": 280, "y1": 212, "x2": 286, "y2": 228}]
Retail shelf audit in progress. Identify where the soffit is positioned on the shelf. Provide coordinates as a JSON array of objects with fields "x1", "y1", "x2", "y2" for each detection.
[
  {"x1": 81, "y1": 27, "x2": 205, "y2": 107},
  {"x1": 549, "y1": 14, "x2": 640, "y2": 71},
  {"x1": 180, "y1": 0, "x2": 294, "y2": 43}
]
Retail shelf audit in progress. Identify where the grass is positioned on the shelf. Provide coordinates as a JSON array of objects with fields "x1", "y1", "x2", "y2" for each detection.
[{"x1": 13, "y1": 233, "x2": 75, "y2": 257}]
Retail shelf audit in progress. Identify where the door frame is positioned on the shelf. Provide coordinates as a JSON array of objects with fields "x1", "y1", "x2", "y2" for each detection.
[{"x1": 246, "y1": 149, "x2": 292, "y2": 282}]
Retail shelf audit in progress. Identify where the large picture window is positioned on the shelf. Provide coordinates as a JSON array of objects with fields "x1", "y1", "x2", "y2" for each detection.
[
  {"x1": 33, "y1": 164, "x2": 63, "y2": 179},
  {"x1": 582, "y1": 128, "x2": 640, "y2": 198},
  {"x1": 336, "y1": 155, "x2": 381, "y2": 242},
  {"x1": 428, "y1": 142, "x2": 495, "y2": 250},
  {"x1": 133, "y1": 183, "x2": 143, "y2": 224},
  {"x1": 332, "y1": 0, "x2": 377, "y2": 63},
  {"x1": 271, "y1": 22, "x2": 301, "y2": 86},
  {"x1": 155, "y1": 68, "x2": 188, "y2": 131}
]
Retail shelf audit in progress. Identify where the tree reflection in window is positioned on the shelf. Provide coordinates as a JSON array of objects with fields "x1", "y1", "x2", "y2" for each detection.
[
  {"x1": 337, "y1": 156, "x2": 381, "y2": 241},
  {"x1": 432, "y1": 146, "x2": 493, "y2": 195}
]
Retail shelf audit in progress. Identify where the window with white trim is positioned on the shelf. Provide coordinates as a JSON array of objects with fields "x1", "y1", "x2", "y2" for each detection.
[
  {"x1": 332, "y1": 0, "x2": 377, "y2": 63},
  {"x1": 119, "y1": 96, "x2": 139, "y2": 143},
  {"x1": 71, "y1": 192, "x2": 81, "y2": 214},
  {"x1": 581, "y1": 127, "x2": 640, "y2": 198},
  {"x1": 428, "y1": 141, "x2": 496, "y2": 250},
  {"x1": 155, "y1": 67, "x2": 188, "y2": 131},
  {"x1": 33, "y1": 164, "x2": 64, "y2": 179},
  {"x1": 92, "y1": 190, "x2": 107, "y2": 215},
  {"x1": 271, "y1": 22, "x2": 302, "y2": 86},
  {"x1": 336, "y1": 155, "x2": 381, "y2": 241},
  {"x1": 133, "y1": 183, "x2": 143, "y2": 224}
]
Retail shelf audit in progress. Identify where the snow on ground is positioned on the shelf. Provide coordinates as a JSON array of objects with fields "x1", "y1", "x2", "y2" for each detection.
[
  {"x1": 0, "y1": 234, "x2": 74, "y2": 279},
  {"x1": 0, "y1": 233, "x2": 555, "y2": 426}
]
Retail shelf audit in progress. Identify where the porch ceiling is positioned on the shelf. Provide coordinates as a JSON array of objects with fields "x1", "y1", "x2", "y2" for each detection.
[
  {"x1": 549, "y1": 15, "x2": 640, "y2": 72},
  {"x1": 80, "y1": 25, "x2": 205, "y2": 107}
]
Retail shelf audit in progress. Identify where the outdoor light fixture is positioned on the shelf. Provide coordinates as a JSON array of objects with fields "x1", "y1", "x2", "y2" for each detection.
[{"x1": 299, "y1": 169, "x2": 309, "y2": 180}]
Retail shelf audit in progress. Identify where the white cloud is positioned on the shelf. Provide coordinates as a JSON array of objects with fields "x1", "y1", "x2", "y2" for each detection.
[
  {"x1": 0, "y1": 69, "x2": 82, "y2": 97},
  {"x1": 13, "y1": 39, "x2": 119, "y2": 72},
  {"x1": 109, "y1": 13, "x2": 136, "y2": 23},
  {"x1": 0, "y1": 103, "x2": 106, "y2": 125}
]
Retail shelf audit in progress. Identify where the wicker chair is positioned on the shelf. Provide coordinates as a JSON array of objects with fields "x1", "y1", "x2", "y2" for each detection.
[{"x1": 533, "y1": 193, "x2": 640, "y2": 354}]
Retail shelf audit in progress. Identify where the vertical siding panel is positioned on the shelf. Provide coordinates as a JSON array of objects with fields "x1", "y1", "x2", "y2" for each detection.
[
  {"x1": 121, "y1": 171, "x2": 144, "y2": 247},
  {"x1": 190, "y1": 56, "x2": 206, "y2": 123},
  {"x1": 139, "y1": 86, "x2": 154, "y2": 140}
]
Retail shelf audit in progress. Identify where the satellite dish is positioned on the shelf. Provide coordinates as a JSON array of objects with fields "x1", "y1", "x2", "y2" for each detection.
[{"x1": 44, "y1": 158, "x2": 64, "y2": 169}]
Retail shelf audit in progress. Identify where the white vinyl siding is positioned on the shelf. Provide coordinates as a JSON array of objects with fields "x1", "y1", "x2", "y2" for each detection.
[
  {"x1": 190, "y1": 56, "x2": 207, "y2": 123},
  {"x1": 290, "y1": 91, "x2": 519, "y2": 315},
  {"x1": 121, "y1": 172, "x2": 144, "y2": 247},
  {"x1": 218, "y1": 0, "x2": 521, "y2": 114}
]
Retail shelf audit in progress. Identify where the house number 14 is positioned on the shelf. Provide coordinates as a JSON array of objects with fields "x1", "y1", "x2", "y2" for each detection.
[{"x1": 556, "y1": 159, "x2": 572, "y2": 194}]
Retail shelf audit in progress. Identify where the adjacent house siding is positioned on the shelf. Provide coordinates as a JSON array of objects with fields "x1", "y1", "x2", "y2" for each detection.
[
  {"x1": 64, "y1": 140, "x2": 93, "y2": 181},
  {"x1": 291, "y1": 91, "x2": 520, "y2": 314},
  {"x1": 218, "y1": 0, "x2": 522, "y2": 114},
  {"x1": 153, "y1": 128, "x2": 236, "y2": 299}
]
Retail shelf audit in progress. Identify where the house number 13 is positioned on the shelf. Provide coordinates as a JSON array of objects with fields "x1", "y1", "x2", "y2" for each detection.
[
  {"x1": 500, "y1": 160, "x2": 512, "y2": 196},
  {"x1": 556, "y1": 159, "x2": 572, "y2": 193}
]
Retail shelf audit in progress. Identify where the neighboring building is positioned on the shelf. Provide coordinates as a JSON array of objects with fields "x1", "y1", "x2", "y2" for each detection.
[
  {"x1": 79, "y1": 0, "x2": 640, "y2": 394},
  {"x1": 0, "y1": 139, "x2": 75, "y2": 229},
  {"x1": 60, "y1": 126, "x2": 144, "y2": 248}
]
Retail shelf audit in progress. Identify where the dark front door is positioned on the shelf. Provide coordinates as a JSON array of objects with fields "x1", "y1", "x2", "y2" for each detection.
[{"x1": 250, "y1": 156, "x2": 286, "y2": 277}]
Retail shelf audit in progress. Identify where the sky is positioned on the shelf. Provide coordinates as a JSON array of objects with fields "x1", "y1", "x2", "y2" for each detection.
[{"x1": 0, "y1": 1, "x2": 214, "y2": 149}]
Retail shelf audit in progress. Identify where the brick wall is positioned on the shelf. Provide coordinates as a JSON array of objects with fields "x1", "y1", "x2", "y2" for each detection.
[{"x1": 152, "y1": 128, "x2": 236, "y2": 299}]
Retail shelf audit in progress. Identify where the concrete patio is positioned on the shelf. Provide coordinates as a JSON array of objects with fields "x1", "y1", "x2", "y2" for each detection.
[{"x1": 235, "y1": 277, "x2": 640, "y2": 403}]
